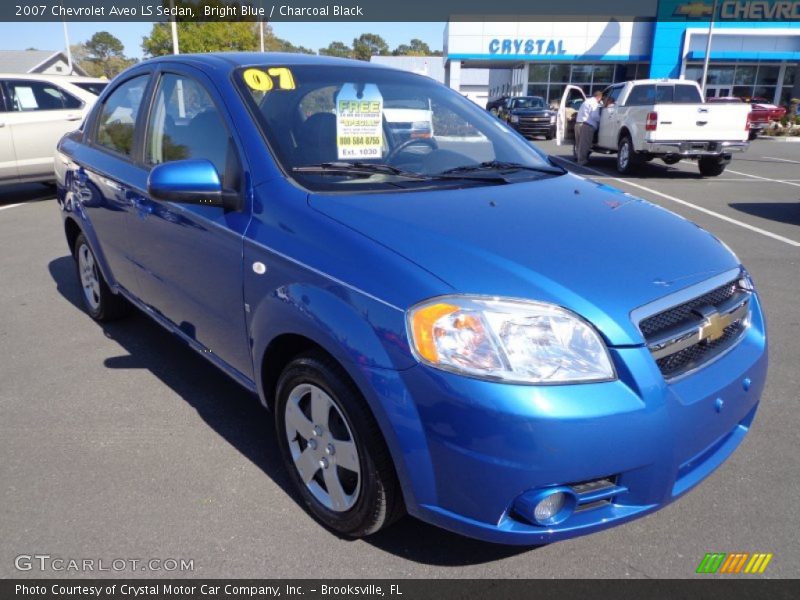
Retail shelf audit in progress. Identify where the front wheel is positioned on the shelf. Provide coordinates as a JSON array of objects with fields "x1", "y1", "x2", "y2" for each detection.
[
  {"x1": 73, "y1": 233, "x2": 131, "y2": 321},
  {"x1": 616, "y1": 135, "x2": 639, "y2": 174},
  {"x1": 275, "y1": 352, "x2": 404, "y2": 537},
  {"x1": 698, "y1": 156, "x2": 726, "y2": 177}
]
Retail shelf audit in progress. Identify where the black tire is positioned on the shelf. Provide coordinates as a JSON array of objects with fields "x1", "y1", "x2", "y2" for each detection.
[
  {"x1": 545, "y1": 126, "x2": 555, "y2": 140},
  {"x1": 748, "y1": 129, "x2": 758, "y2": 141},
  {"x1": 698, "y1": 156, "x2": 726, "y2": 177},
  {"x1": 616, "y1": 135, "x2": 639, "y2": 174},
  {"x1": 275, "y1": 352, "x2": 404, "y2": 537},
  {"x1": 73, "y1": 233, "x2": 131, "y2": 321}
]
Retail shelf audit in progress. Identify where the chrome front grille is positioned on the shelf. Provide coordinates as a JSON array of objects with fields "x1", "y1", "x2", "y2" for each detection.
[
  {"x1": 637, "y1": 274, "x2": 751, "y2": 380},
  {"x1": 639, "y1": 280, "x2": 738, "y2": 337}
]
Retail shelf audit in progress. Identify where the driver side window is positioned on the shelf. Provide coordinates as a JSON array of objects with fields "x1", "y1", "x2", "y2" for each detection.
[{"x1": 145, "y1": 73, "x2": 232, "y2": 182}]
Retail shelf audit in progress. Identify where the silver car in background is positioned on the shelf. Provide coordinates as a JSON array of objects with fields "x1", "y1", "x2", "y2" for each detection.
[{"x1": 0, "y1": 73, "x2": 106, "y2": 185}]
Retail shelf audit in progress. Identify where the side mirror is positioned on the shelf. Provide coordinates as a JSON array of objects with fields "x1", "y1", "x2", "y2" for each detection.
[{"x1": 147, "y1": 159, "x2": 241, "y2": 211}]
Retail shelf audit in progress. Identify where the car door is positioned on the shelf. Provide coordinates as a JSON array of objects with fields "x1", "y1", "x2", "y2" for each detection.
[
  {"x1": 69, "y1": 73, "x2": 152, "y2": 293},
  {"x1": 0, "y1": 83, "x2": 19, "y2": 181},
  {"x1": 1, "y1": 78, "x2": 85, "y2": 180},
  {"x1": 556, "y1": 85, "x2": 586, "y2": 146},
  {"x1": 597, "y1": 85, "x2": 624, "y2": 149},
  {"x1": 125, "y1": 68, "x2": 253, "y2": 378}
]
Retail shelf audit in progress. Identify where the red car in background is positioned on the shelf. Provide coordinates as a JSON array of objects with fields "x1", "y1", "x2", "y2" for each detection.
[{"x1": 707, "y1": 96, "x2": 786, "y2": 139}]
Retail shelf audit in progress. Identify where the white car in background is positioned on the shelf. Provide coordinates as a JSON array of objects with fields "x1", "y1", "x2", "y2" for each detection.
[{"x1": 0, "y1": 73, "x2": 106, "y2": 185}]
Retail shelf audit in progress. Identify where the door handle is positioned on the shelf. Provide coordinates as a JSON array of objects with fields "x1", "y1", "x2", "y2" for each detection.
[{"x1": 65, "y1": 114, "x2": 82, "y2": 121}]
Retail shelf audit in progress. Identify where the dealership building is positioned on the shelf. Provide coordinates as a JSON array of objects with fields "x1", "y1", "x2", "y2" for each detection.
[{"x1": 443, "y1": 0, "x2": 800, "y2": 105}]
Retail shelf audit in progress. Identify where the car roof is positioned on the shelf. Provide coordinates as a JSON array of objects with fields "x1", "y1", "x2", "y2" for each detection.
[{"x1": 141, "y1": 52, "x2": 381, "y2": 71}]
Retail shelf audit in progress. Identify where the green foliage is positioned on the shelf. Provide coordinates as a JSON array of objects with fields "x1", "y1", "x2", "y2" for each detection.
[
  {"x1": 352, "y1": 34, "x2": 389, "y2": 61},
  {"x1": 393, "y1": 39, "x2": 441, "y2": 57},
  {"x1": 85, "y1": 31, "x2": 124, "y2": 61},
  {"x1": 319, "y1": 41, "x2": 352, "y2": 58},
  {"x1": 72, "y1": 32, "x2": 135, "y2": 78},
  {"x1": 142, "y1": 22, "x2": 260, "y2": 56}
]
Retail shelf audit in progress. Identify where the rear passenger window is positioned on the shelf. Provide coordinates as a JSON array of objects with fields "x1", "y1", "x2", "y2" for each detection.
[
  {"x1": 95, "y1": 75, "x2": 149, "y2": 158},
  {"x1": 625, "y1": 84, "x2": 655, "y2": 106},
  {"x1": 145, "y1": 73, "x2": 230, "y2": 178},
  {"x1": 4, "y1": 80, "x2": 82, "y2": 111},
  {"x1": 674, "y1": 84, "x2": 702, "y2": 103}
]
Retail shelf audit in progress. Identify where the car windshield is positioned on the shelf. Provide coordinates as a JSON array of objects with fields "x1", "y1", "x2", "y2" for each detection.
[
  {"x1": 235, "y1": 64, "x2": 558, "y2": 191},
  {"x1": 511, "y1": 97, "x2": 545, "y2": 109}
]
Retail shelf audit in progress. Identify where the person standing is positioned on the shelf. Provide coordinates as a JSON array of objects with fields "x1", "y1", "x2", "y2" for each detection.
[{"x1": 575, "y1": 90, "x2": 603, "y2": 166}]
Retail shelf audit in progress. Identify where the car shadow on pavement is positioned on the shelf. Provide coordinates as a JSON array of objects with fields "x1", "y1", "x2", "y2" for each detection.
[
  {"x1": 0, "y1": 182, "x2": 56, "y2": 206},
  {"x1": 550, "y1": 152, "x2": 706, "y2": 179},
  {"x1": 729, "y1": 202, "x2": 800, "y2": 227},
  {"x1": 47, "y1": 255, "x2": 535, "y2": 566}
]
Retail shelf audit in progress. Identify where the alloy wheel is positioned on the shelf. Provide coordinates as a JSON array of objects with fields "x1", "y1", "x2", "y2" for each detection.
[{"x1": 284, "y1": 383, "x2": 361, "y2": 512}]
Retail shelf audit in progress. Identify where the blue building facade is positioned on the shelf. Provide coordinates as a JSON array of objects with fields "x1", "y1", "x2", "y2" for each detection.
[{"x1": 446, "y1": 1, "x2": 800, "y2": 105}]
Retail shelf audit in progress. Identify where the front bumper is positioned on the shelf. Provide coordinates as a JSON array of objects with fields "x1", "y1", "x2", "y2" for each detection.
[
  {"x1": 643, "y1": 140, "x2": 749, "y2": 156},
  {"x1": 361, "y1": 293, "x2": 767, "y2": 545}
]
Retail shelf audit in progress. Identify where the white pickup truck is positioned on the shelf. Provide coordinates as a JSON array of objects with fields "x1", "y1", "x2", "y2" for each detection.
[{"x1": 556, "y1": 79, "x2": 751, "y2": 176}]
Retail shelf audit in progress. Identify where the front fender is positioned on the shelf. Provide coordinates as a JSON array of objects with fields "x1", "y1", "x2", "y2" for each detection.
[{"x1": 247, "y1": 282, "x2": 436, "y2": 512}]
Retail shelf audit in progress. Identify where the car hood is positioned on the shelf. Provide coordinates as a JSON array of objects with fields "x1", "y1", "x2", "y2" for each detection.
[{"x1": 308, "y1": 173, "x2": 739, "y2": 346}]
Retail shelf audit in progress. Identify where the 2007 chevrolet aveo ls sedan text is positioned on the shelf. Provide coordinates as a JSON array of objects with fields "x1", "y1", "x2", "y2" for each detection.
[{"x1": 55, "y1": 53, "x2": 767, "y2": 545}]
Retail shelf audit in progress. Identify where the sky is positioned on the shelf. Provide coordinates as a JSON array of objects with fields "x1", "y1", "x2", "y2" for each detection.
[{"x1": 0, "y1": 22, "x2": 446, "y2": 58}]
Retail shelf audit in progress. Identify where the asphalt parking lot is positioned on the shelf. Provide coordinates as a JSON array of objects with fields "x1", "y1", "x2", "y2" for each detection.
[{"x1": 1, "y1": 139, "x2": 799, "y2": 579}]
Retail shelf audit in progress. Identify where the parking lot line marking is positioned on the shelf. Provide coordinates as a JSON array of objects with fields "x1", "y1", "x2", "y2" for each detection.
[
  {"x1": 0, "y1": 203, "x2": 23, "y2": 211},
  {"x1": 762, "y1": 156, "x2": 800, "y2": 164},
  {"x1": 551, "y1": 156, "x2": 800, "y2": 248},
  {"x1": 725, "y1": 168, "x2": 800, "y2": 189}
]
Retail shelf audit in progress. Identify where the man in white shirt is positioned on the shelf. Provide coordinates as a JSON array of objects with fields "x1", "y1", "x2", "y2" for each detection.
[{"x1": 575, "y1": 90, "x2": 603, "y2": 166}]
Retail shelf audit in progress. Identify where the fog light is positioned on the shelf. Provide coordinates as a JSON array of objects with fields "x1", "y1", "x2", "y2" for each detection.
[
  {"x1": 513, "y1": 487, "x2": 576, "y2": 526},
  {"x1": 534, "y1": 492, "x2": 566, "y2": 522}
]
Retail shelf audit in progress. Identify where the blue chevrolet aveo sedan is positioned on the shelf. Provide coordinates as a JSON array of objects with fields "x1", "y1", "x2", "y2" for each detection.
[{"x1": 55, "y1": 53, "x2": 767, "y2": 545}]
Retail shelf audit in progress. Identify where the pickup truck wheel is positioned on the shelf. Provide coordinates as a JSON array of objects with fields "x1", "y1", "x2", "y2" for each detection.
[
  {"x1": 698, "y1": 157, "x2": 726, "y2": 177},
  {"x1": 275, "y1": 352, "x2": 404, "y2": 537},
  {"x1": 616, "y1": 136, "x2": 639, "y2": 174},
  {"x1": 748, "y1": 129, "x2": 758, "y2": 141},
  {"x1": 73, "y1": 234, "x2": 131, "y2": 321}
]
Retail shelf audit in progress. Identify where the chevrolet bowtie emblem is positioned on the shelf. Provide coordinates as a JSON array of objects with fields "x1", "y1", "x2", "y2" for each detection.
[
  {"x1": 674, "y1": 1, "x2": 715, "y2": 18},
  {"x1": 699, "y1": 311, "x2": 730, "y2": 343}
]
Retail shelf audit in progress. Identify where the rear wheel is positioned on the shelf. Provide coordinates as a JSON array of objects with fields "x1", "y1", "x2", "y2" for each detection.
[
  {"x1": 73, "y1": 233, "x2": 131, "y2": 321},
  {"x1": 275, "y1": 352, "x2": 404, "y2": 537},
  {"x1": 698, "y1": 156, "x2": 726, "y2": 177},
  {"x1": 616, "y1": 135, "x2": 639, "y2": 174}
]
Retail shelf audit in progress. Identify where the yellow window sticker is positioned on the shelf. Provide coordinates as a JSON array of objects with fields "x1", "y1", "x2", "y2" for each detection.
[
  {"x1": 335, "y1": 83, "x2": 383, "y2": 160},
  {"x1": 242, "y1": 67, "x2": 296, "y2": 92},
  {"x1": 243, "y1": 68, "x2": 273, "y2": 92}
]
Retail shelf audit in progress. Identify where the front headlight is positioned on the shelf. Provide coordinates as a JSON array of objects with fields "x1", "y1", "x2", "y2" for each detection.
[
  {"x1": 407, "y1": 296, "x2": 616, "y2": 384},
  {"x1": 549, "y1": 114, "x2": 556, "y2": 124},
  {"x1": 510, "y1": 114, "x2": 519, "y2": 123}
]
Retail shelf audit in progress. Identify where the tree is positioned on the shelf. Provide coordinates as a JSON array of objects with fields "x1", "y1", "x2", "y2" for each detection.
[
  {"x1": 393, "y1": 38, "x2": 434, "y2": 56},
  {"x1": 85, "y1": 31, "x2": 124, "y2": 62},
  {"x1": 319, "y1": 41, "x2": 352, "y2": 58},
  {"x1": 142, "y1": 22, "x2": 259, "y2": 56},
  {"x1": 71, "y1": 33, "x2": 135, "y2": 78},
  {"x1": 141, "y1": 22, "x2": 312, "y2": 57},
  {"x1": 352, "y1": 34, "x2": 389, "y2": 61}
]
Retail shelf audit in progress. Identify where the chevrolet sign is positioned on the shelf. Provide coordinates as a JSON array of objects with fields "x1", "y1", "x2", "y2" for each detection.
[
  {"x1": 720, "y1": 0, "x2": 800, "y2": 18},
  {"x1": 673, "y1": 0, "x2": 800, "y2": 19}
]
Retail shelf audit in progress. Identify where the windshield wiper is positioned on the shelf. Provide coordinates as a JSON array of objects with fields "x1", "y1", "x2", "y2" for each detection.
[
  {"x1": 438, "y1": 160, "x2": 565, "y2": 176},
  {"x1": 293, "y1": 161, "x2": 510, "y2": 185},
  {"x1": 293, "y1": 161, "x2": 428, "y2": 180}
]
